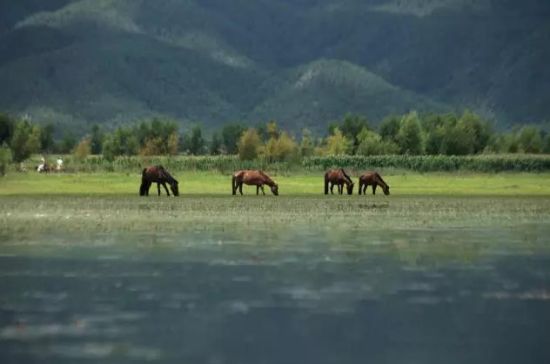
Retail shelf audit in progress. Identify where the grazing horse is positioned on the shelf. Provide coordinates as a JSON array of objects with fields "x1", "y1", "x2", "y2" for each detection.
[
  {"x1": 358, "y1": 171, "x2": 390, "y2": 195},
  {"x1": 139, "y1": 165, "x2": 179, "y2": 196},
  {"x1": 324, "y1": 168, "x2": 354, "y2": 195},
  {"x1": 232, "y1": 170, "x2": 279, "y2": 196}
]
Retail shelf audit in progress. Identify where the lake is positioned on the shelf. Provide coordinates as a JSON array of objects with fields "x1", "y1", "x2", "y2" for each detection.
[{"x1": 1, "y1": 196, "x2": 549, "y2": 363}]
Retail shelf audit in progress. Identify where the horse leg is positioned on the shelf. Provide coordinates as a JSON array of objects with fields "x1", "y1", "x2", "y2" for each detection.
[
  {"x1": 162, "y1": 182, "x2": 170, "y2": 196},
  {"x1": 339, "y1": 183, "x2": 343, "y2": 195},
  {"x1": 157, "y1": 183, "x2": 161, "y2": 196},
  {"x1": 261, "y1": 185, "x2": 265, "y2": 195},
  {"x1": 145, "y1": 182, "x2": 150, "y2": 196},
  {"x1": 330, "y1": 183, "x2": 334, "y2": 194},
  {"x1": 256, "y1": 185, "x2": 260, "y2": 195},
  {"x1": 239, "y1": 182, "x2": 243, "y2": 195},
  {"x1": 372, "y1": 184, "x2": 377, "y2": 195}
]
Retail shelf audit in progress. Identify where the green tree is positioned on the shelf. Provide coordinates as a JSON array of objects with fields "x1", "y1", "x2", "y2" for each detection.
[
  {"x1": 422, "y1": 113, "x2": 455, "y2": 155},
  {"x1": 238, "y1": 128, "x2": 262, "y2": 160},
  {"x1": 188, "y1": 126, "x2": 205, "y2": 155},
  {"x1": 266, "y1": 120, "x2": 280, "y2": 139},
  {"x1": 379, "y1": 115, "x2": 401, "y2": 144},
  {"x1": 356, "y1": 128, "x2": 399, "y2": 155},
  {"x1": 299, "y1": 129, "x2": 315, "y2": 157},
  {"x1": 222, "y1": 123, "x2": 246, "y2": 154},
  {"x1": 337, "y1": 114, "x2": 370, "y2": 154},
  {"x1": 40, "y1": 123, "x2": 55, "y2": 153},
  {"x1": 0, "y1": 143, "x2": 12, "y2": 176},
  {"x1": 102, "y1": 127, "x2": 139, "y2": 161},
  {"x1": 517, "y1": 126, "x2": 543, "y2": 153},
  {"x1": 397, "y1": 111, "x2": 424, "y2": 155},
  {"x1": 0, "y1": 113, "x2": 15, "y2": 145},
  {"x1": 543, "y1": 133, "x2": 550, "y2": 154},
  {"x1": 457, "y1": 110, "x2": 492, "y2": 154},
  {"x1": 324, "y1": 127, "x2": 351, "y2": 155},
  {"x1": 209, "y1": 132, "x2": 222, "y2": 155},
  {"x1": 263, "y1": 131, "x2": 298, "y2": 162},
  {"x1": 59, "y1": 132, "x2": 77, "y2": 154},
  {"x1": 10, "y1": 121, "x2": 40, "y2": 163},
  {"x1": 90, "y1": 124, "x2": 104, "y2": 155}
]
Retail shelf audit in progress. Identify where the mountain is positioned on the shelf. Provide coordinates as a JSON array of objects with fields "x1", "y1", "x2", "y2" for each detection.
[{"x1": 0, "y1": 0, "x2": 549, "y2": 133}]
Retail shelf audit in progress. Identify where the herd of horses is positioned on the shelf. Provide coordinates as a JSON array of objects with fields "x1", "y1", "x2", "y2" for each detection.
[{"x1": 139, "y1": 165, "x2": 389, "y2": 197}]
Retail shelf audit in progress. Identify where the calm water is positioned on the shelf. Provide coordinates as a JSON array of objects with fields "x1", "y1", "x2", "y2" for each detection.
[{"x1": 1, "y1": 224, "x2": 549, "y2": 363}]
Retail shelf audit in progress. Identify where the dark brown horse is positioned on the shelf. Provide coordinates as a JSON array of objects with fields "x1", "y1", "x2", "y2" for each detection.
[
  {"x1": 324, "y1": 168, "x2": 354, "y2": 195},
  {"x1": 139, "y1": 165, "x2": 179, "y2": 196},
  {"x1": 358, "y1": 171, "x2": 390, "y2": 195},
  {"x1": 232, "y1": 170, "x2": 279, "y2": 195}
]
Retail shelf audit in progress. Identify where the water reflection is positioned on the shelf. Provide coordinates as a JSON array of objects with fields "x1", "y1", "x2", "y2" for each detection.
[{"x1": 1, "y1": 225, "x2": 549, "y2": 363}]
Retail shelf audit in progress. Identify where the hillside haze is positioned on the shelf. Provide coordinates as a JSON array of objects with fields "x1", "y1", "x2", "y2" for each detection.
[{"x1": 0, "y1": 0, "x2": 549, "y2": 132}]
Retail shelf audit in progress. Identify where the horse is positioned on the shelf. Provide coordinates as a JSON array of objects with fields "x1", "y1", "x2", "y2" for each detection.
[
  {"x1": 358, "y1": 171, "x2": 390, "y2": 195},
  {"x1": 139, "y1": 165, "x2": 179, "y2": 196},
  {"x1": 324, "y1": 168, "x2": 354, "y2": 195},
  {"x1": 232, "y1": 170, "x2": 279, "y2": 196}
]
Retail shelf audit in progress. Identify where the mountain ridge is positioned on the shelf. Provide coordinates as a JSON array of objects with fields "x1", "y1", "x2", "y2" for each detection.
[{"x1": 0, "y1": 0, "x2": 548, "y2": 132}]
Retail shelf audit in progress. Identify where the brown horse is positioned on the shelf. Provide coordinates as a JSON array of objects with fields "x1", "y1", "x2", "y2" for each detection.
[
  {"x1": 358, "y1": 171, "x2": 390, "y2": 195},
  {"x1": 139, "y1": 165, "x2": 179, "y2": 196},
  {"x1": 232, "y1": 170, "x2": 279, "y2": 196},
  {"x1": 324, "y1": 168, "x2": 354, "y2": 195}
]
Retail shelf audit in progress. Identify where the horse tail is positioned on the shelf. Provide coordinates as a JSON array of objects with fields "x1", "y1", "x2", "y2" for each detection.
[
  {"x1": 324, "y1": 172, "x2": 329, "y2": 195},
  {"x1": 232, "y1": 174, "x2": 237, "y2": 195},
  {"x1": 139, "y1": 168, "x2": 148, "y2": 196}
]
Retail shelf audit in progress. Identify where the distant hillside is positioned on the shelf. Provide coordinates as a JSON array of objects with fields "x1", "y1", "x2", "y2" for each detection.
[
  {"x1": 250, "y1": 59, "x2": 444, "y2": 133},
  {"x1": 0, "y1": 0, "x2": 549, "y2": 133}
]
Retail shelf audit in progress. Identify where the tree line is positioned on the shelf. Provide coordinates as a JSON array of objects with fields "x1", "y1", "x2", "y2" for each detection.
[{"x1": 1, "y1": 110, "x2": 550, "y2": 174}]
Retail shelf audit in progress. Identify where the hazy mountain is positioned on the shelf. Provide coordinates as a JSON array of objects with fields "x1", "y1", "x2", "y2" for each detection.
[{"x1": 0, "y1": 0, "x2": 548, "y2": 132}]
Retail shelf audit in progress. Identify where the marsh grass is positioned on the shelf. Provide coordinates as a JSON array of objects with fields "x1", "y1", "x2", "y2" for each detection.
[{"x1": 2, "y1": 195, "x2": 549, "y2": 236}]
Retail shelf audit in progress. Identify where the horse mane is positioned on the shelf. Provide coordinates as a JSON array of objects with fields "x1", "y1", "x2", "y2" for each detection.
[
  {"x1": 375, "y1": 172, "x2": 388, "y2": 188},
  {"x1": 258, "y1": 170, "x2": 275, "y2": 186},
  {"x1": 340, "y1": 168, "x2": 353, "y2": 184},
  {"x1": 158, "y1": 165, "x2": 178, "y2": 184}
]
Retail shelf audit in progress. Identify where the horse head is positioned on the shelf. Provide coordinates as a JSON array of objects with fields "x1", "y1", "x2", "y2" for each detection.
[
  {"x1": 270, "y1": 183, "x2": 279, "y2": 196},
  {"x1": 346, "y1": 182, "x2": 354, "y2": 195},
  {"x1": 383, "y1": 184, "x2": 390, "y2": 195},
  {"x1": 170, "y1": 179, "x2": 180, "y2": 196}
]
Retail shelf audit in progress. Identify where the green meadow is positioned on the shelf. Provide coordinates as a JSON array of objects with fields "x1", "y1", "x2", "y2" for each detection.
[{"x1": 1, "y1": 171, "x2": 550, "y2": 196}]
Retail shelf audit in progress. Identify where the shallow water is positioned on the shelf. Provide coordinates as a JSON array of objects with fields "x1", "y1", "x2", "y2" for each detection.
[{"x1": 1, "y1": 197, "x2": 550, "y2": 363}]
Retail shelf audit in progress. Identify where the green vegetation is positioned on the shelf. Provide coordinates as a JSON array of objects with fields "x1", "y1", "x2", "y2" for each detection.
[
  {"x1": 2, "y1": 111, "x2": 550, "y2": 175},
  {"x1": 1, "y1": 171, "x2": 550, "y2": 197}
]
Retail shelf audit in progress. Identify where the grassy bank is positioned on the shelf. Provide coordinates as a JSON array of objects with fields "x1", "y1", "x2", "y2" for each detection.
[{"x1": 1, "y1": 171, "x2": 550, "y2": 196}]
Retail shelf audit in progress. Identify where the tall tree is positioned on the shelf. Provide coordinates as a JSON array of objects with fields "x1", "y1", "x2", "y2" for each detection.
[
  {"x1": 10, "y1": 121, "x2": 40, "y2": 163},
  {"x1": 222, "y1": 123, "x2": 246, "y2": 154},
  {"x1": 189, "y1": 126, "x2": 205, "y2": 155},
  {"x1": 40, "y1": 123, "x2": 55, "y2": 153},
  {"x1": 397, "y1": 111, "x2": 424, "y2": 155},
  {"x1": 0, "y1": 113, "x2": 15, "y2": 145},
  {"x1": 90, "y1": 124, "x2": 104, "y2": 155},
  {"x1": 209, "y1": 132, "x2": 222, "y2": 155},
  {"x1": 238, "y1": 128, "x2": 262, "y2": 160}
]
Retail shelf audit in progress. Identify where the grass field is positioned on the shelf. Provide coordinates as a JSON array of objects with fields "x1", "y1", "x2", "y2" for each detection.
[{"x1": 1, "y1": 171, "x2": 550, "y2": 196}]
